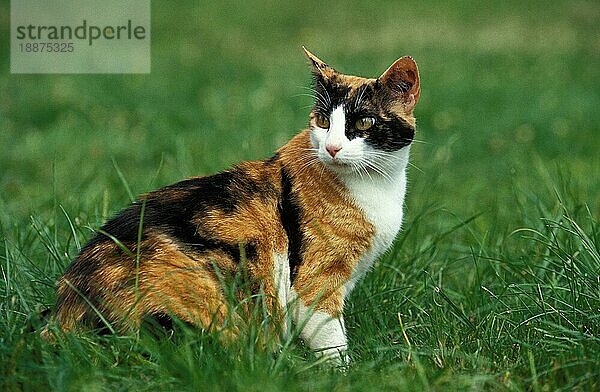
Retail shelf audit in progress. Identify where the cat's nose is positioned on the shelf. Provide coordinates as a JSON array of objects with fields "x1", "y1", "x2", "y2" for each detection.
[{"x1": 326, "y1": 145, "x2": 341, "y2": 158}]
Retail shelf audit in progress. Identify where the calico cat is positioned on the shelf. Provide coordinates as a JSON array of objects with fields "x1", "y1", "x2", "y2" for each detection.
[{"x1": 44, "y1": 48, "x2": 420, "y2": 364}]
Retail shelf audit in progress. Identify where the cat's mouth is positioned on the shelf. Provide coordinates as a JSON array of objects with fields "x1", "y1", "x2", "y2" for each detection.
[
  {"x1": 318, "y1": 151, "x2": 344, "y2": 165},
  {"x1": 320, "y1": 155, "x2": 355, "y2": 172},
  {"x1": 329, "y1": 157, "x2": 347, "y2": 166}
]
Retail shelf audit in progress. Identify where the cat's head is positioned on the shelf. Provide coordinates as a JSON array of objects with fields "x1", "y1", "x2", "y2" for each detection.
[{"x1": 304, "y1": 47, "x2": 420, "y2": 177}]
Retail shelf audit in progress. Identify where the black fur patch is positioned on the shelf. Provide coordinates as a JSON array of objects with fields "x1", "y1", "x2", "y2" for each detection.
[
  {"x1": 361, "y1": 113, "x2": 415, "y2": 152},
  {"x1": 312, "y1": 77, "x2": 351, "y2": 115},
  {"x1": 83, "y1": 167, "x2": 270, "y2": 266},
  {"x1": 278, "y1": 167, "x2": 304, "y2": 284},
  {"x1": 158, "y1": 166, "x2": 275, "y2": 214}
]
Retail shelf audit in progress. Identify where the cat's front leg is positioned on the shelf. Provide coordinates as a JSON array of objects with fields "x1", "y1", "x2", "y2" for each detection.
[
  {"x1": 273, "y1": 252, "x2": 291, "y2": 340},
  {"x1": 291, "y1": 290, "x2": 349, "y2": 365}
]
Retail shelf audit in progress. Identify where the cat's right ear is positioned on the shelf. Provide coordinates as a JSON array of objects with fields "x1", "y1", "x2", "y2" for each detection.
[
  {"x1": 379, "y1": 56, "x2": 421, "y2": 113},
  {"x1": 303, "y1": 46, "x2": 336, "y2": 80}
]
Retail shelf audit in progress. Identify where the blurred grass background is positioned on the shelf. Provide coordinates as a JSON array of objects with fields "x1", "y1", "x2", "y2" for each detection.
[{"x1": 1, "y1": 0, "x2": 599, "y2": 390}]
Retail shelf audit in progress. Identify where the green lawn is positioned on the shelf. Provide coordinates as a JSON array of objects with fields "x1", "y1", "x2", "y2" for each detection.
[{"x1": 1, "y1": 1, "x2": 599, "y2": 390}]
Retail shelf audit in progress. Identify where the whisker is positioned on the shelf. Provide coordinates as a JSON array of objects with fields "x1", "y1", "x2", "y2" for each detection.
[
  {"x1": 317, "y1": 81, "x2": 332, "y2": 106},
  {"x1": 366, "y1": 150, "x2": 398, "y2": 160},
  {"x1": 364, "y1": 151, "x2": 401, "y2": 167},
  {"x1": 349, "y1": 161, "x2": 360, "y2": 180},
  {"x1": 354, "y1": 85, "x2": 368, "y2": 112},
  {"x1": 300, "y1": 86, "x2": 329, "y2": 110},
  {"x1": 369, "y1": 149, "x2": 422, "y2": 175},
  {"x1": 318, "y1": 160, "x2": 327, "y2": 181},
  {"x1": 360, "y1": 163, "x2": 373, "y2": 182},
  {"x1": 366, "y1": 162, "x2": 395, "y2": 184},
  {"x1": 297, "y1": 157, "x2": 320, "y2": 173},
  {"x1": 292, "y1": 92, "x2": 317, "y2": 99},
  {"x1": 352, "y1": 162, "x2": 367, "y2": 182},
  {"x1": 407, "y1": 161, "x2": 424, "y2": 174},
  {"x1": 295, "y1": 150, "x2": 318, "y2": 162}
]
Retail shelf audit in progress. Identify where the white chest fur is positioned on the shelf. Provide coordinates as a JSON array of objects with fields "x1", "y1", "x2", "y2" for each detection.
[
  {"x1": 338, "y1": 151, "x2": 409, "y2": 294},
  {"x1": 309, "y1": 105, "x2": 411, "y2": 296}
]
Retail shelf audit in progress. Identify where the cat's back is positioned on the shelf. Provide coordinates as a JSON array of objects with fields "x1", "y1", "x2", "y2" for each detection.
[{"x1": 78, "y1": 157, "x2": 289, "y2": 270}]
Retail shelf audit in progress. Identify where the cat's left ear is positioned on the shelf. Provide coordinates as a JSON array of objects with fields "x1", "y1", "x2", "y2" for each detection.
[
  {"x1": 303, "y1": 46, "x2": 337, "y2": 80},
  {"x1": 378, "y1": 56, "x2": 420, "y2": 112}
]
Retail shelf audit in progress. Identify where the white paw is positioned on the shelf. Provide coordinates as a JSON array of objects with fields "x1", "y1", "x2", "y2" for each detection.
[
  {"x1": 316, "y1": 345, "x2": 350, "y2": 366},
  {"x1": 290, "y1": 290, "x2": 349, "y2": 366}
]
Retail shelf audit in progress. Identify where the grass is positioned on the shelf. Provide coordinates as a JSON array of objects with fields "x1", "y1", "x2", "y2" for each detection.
[{"x1": 1, "y1": 0, "x2": 599, "y2": 390}]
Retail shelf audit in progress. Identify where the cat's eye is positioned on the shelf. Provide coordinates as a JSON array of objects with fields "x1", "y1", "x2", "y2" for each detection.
[
  {"x1": 355, "y1": 117, "x2": 375, "y2": 131},
  {"x1": 315, "y1": 115, "x2": 330, "y2": 129}
]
